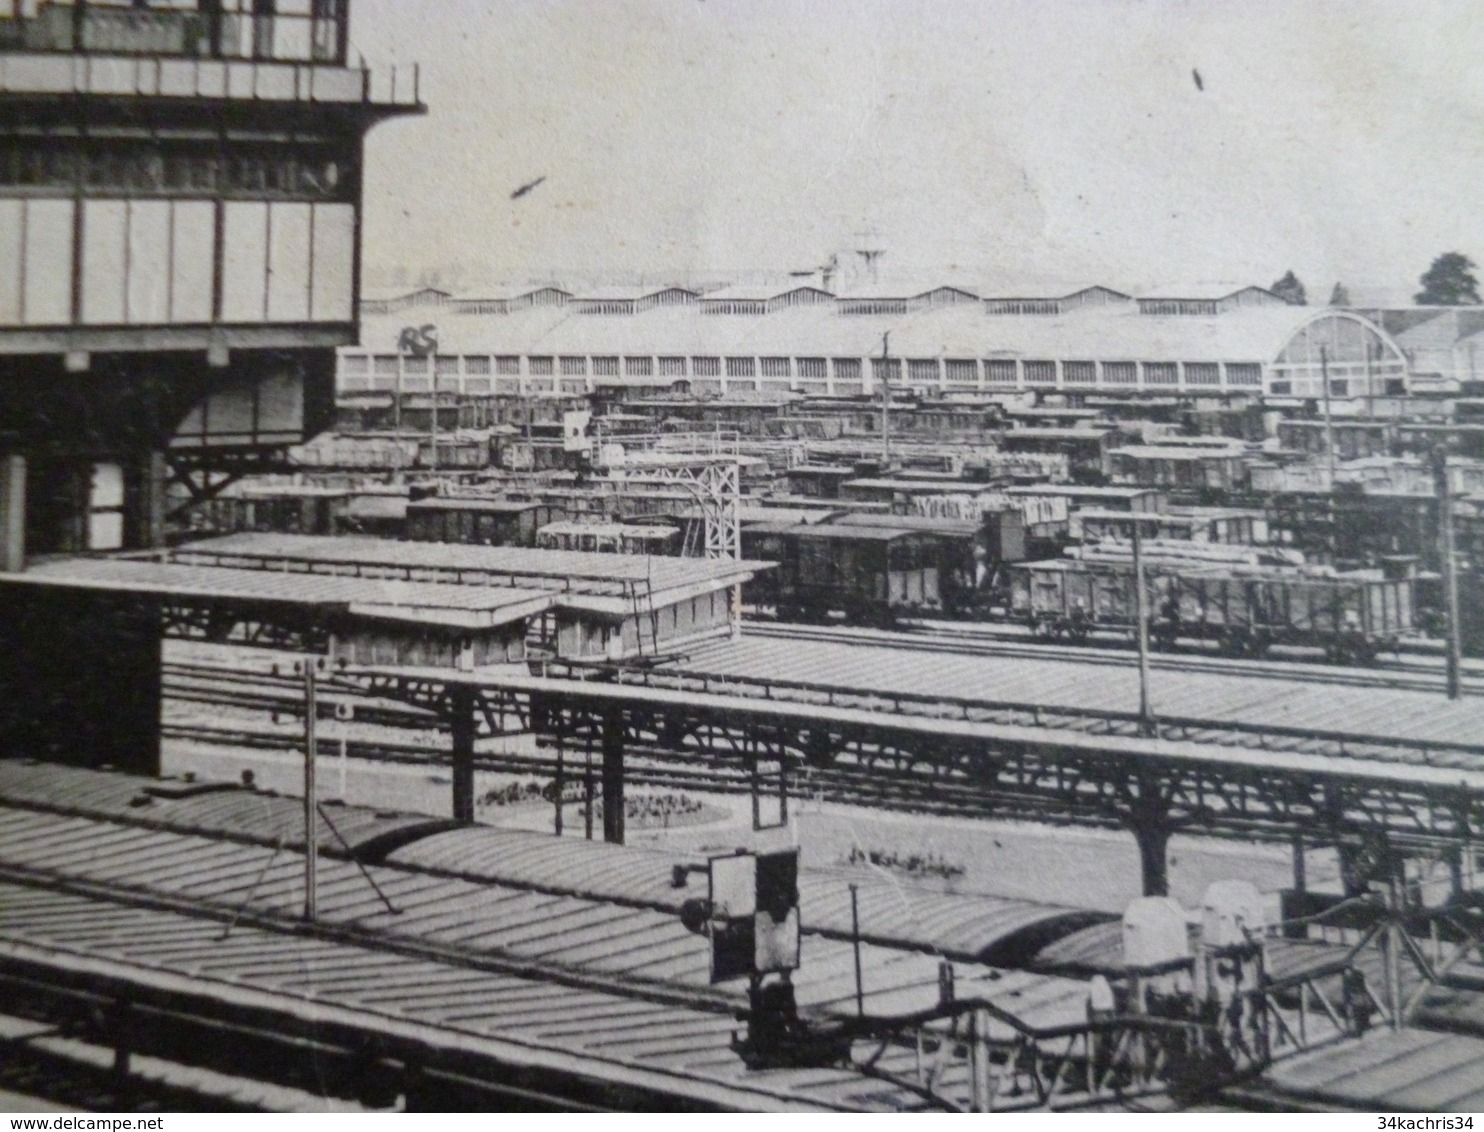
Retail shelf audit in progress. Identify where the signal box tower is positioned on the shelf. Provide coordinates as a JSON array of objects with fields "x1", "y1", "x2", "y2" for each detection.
[{"x1": 0, "y1": 0, "x2": 422, "y2": 772}]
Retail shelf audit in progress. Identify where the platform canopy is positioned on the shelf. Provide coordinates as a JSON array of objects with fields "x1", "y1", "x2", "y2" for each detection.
[
  {"x1": 168, "y1": 532, "x2": 769, "y2": 608},
  {"x1": 0, "y1": 558, "x2": 554, "y2": 631}
]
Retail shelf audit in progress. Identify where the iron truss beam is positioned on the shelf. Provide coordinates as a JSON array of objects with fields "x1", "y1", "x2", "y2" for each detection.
[
  {"x1": 163, "y1": 446, "x2": 296, "y2": 522},
  {"x1": 160, "y1": 598, "x2": 326, "y2": 653},
  {"x1": 599, "y1": 460, "x2": 741, "y2": 561},
  {"x1": 602, "y1": 662, "x2": 1482, "y2": 779}
]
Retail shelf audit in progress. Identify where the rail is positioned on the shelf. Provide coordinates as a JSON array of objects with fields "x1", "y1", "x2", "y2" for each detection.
[{"x1": 752, "y1": 620, "x2": 1481, "y2": 696}]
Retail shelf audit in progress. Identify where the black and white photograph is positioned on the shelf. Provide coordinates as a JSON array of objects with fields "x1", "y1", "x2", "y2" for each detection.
[{"x1": 1, "y1": 0, "x2": 1483, "y2": 1116}]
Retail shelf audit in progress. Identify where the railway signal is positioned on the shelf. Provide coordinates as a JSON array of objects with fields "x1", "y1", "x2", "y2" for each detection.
[
  {"x1": 680, "y1": 848, "x2": 834, "y2": 1067},
  {"x1": 686, "y1": 848, "x2": 801, "y2": 984}
]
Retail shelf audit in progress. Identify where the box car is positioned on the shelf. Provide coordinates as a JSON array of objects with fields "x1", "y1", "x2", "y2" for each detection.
[
  {"x1": 996, "y1": 427, "x2": 1113, "y2": 482},
  {"x1": 1072, "y1": 508, "x2": 1263, "y2": 546},
  {"x1": 831, "y1": 510, "x2": 1026, "y2": 616},
  {"x1": 404, "y1": 498, "x2": 566, "y2": 547},
  {"x1": 1108, "y1": 445, "x2": 1249, "y2": 496},
  {"x1": 193, "y1": 484, "x2": 349, "y2": 537},
  {"x1": 741, "y1": 523, "x2": 943, "y2": 626},
  {"x1": 536, "y1": 521, "x2": 680, "y2": 556}
]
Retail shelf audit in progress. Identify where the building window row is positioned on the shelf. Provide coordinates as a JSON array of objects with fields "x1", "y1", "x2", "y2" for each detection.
[
  {"x1": 0, "y1": 143, "x2": 353, "y2": 202},
  {"x1": 337, "y1": 352, "x2": 1273, "y2": 393},
  {"x1": 1062, "y1": 361, "x2": 1096, "y2": 386},
  {"x1": 1139, "y1": 299, "x2": 1220, "y2": 316},
  {"x1": 3, "y1": 3, "x2": 347, "y2": 66},
  {"x1": 984, "y1": 299, "x2": 1061, "y2": 315}
]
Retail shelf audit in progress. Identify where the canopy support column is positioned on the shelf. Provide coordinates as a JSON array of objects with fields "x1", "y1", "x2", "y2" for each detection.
[
  {"x1": 601, "y1": 704, "x2": 625, "y2": 845},
  {"x1": 450, "y1": 685, "x2": 477, "y2": 824}
]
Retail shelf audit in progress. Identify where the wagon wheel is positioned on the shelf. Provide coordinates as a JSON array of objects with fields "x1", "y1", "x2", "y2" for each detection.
[
  {"x1": 803, "y1": 602, "x2": 833, "y2": 626},
  {"x1": 1219, "y1": 629, "x2": 1249, "y2": 659}
]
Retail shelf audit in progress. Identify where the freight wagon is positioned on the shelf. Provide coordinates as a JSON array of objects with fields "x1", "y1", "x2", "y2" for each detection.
[
  {"x1": 1072, "y1": 507, "x2": 1264, "y2": 546},
  {"x1": 830, "y1": 510, "x2": 1027, "y2": 616},
  {"x1": 1008, "y1": 558, "x2": 1414, "y2": 663},
  {"x1": 741, "y1": 523, "x2": 944, "y2": 626},
  {"x1": 536, "y1": 521, "x2": 680, "y2": 556},
  {"x1": 189, "y1": 484, "x2": 349, "y2": 538},
  {"x1": 404, "y1": 497, "x2": 566, "y2": 547},
  {"x1": 1107, "y1": 445, "x2": 1249, "y2": 497}
]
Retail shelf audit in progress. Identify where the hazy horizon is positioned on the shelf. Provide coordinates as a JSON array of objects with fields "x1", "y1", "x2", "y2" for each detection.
[{"x1": 347, "y1": 1, "x2": 1484, "y2": 299}]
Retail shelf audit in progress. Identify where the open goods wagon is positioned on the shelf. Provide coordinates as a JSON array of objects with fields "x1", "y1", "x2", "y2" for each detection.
[{"x1": 1008, "y1": 558, "x2": 1414, "y2": 663}]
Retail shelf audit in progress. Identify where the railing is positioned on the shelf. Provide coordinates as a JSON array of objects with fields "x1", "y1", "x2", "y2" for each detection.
[
  {"x1": 1, "y1": 6, "x2": 345, "y2": 66},
  {"x1": 845, "y1": 946, "x2": 1377, "y2": 1112}
]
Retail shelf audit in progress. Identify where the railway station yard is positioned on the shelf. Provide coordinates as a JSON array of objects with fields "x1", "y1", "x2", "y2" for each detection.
[{"x1": 161, "y1": 726, "x2": 1334, "y2": 917}]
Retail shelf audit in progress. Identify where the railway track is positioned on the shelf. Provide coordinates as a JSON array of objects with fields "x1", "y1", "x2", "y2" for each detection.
[
  {"x1": 159, "y1": 721, "x2": 1135, "y2": 830},
  {"x1": 749, "y1": 620, "x2": 1484, "y2": 695},
  {"x1": 163, "y1": 662, "x2": 437, "y2": 726},
  {"x1": 0, "y1": 1012, "x2": 354, "y2": 1113}
]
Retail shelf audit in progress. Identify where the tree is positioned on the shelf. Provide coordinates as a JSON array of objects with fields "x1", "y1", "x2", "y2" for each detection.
[
  {"x1": 1329, "y1": 282, "x2": 1351, "y2": 306},
  {"x1": 1270, "y1": 271, "x2": 1307, "y2": 306},
  {"x1": 1415, "y1": 253, "x2": 1481, "y2": 305}
]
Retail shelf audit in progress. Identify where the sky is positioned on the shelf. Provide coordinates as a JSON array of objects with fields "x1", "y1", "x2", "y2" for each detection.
[{"x1": 347, "y1": 0, "x2": 1484, "y2": 297}]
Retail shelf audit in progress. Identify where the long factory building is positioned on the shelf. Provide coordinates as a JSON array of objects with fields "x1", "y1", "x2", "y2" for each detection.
[{"x1": 330, "y1": 279, "x2": 1484, "y2": 407}]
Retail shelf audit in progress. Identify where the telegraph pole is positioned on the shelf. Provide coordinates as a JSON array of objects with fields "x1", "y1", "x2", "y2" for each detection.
[
  {"x1": 302, "y1": 659, "x2": 318, "y2": 921},
  {"x1": 1132, "y1": 519, "x2": 1155, "y2": 734},
  {"x1": 1320, "y1": 345, "x2": 1337, "y2": 483},
  {"x1": 879, "y1": 332, "x2": 891, "y2": 468},
  {"x1": 1434, "y1": 447, "x2": 1463, "y2": 699},
  {"x1": 393, "y1": 350, "x2": 404, "y2": 436},
  {"x1": 429, "y1": 375, "x2": 440, "y2": 472}
]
